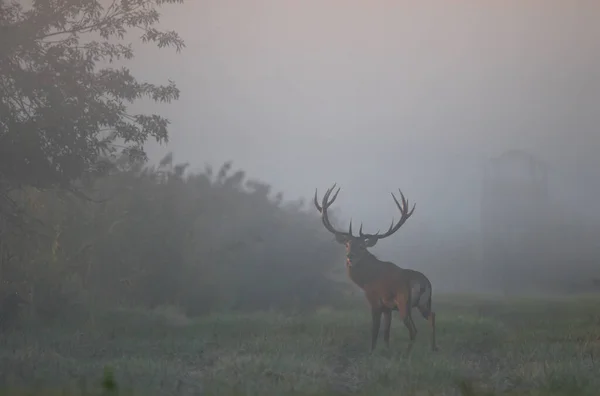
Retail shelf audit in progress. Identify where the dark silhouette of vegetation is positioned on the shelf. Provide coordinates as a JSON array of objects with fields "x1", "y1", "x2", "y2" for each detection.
[
  {"x1": 0, "y1": 0, "x2": 190, "y2": 322},
  {"x1": 1, "y1": 0, "x2": 184, "y2": 242},
  {"x1": 0, "y1": 0, "x2": 344, "y2": 321},
  {"x1": 1, "y1": 152, "x2": 343, "y2": 320},
  {"x1": 1, "y1": 0, "x2": 184, "y2": 189}
]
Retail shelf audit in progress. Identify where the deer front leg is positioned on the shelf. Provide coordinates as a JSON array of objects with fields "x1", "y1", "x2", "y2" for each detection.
[{"x1": 370, "y1": 306, "x2": 382, "y2": 352}]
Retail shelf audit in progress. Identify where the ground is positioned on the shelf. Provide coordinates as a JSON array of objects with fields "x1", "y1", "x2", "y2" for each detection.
[{"x1": 0, "y1": 294, "x2": 599, "y2": 395}]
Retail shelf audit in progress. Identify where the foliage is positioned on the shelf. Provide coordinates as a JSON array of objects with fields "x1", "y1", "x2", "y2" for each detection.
[
  {"x1": 0, "y1": 0, "x2": 347, "y2": 320},
  {"x1": 0, "y1": 0, "x2": 183, "y2": 200},
  {"x1": 0, "y1": 153, "x2": 344, "y2": 318}
]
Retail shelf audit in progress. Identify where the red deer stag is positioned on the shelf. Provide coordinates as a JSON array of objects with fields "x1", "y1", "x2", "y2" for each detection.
[{"x1": 314, "y1": 184, "x2": 437, "y2": 352}]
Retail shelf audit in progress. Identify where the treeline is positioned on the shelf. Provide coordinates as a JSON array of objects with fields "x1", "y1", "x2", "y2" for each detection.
[
  {"x1": 0, "y1": 0, "x2": 352, "y2": 327},
  {"x1": 0, "y1": 153, "x2": 346, "y2": 323}
]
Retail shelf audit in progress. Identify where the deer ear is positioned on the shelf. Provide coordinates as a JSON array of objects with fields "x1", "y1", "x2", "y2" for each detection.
[
  {"x1": 364, "y1": 238, "x2": 378, "y2": 247},
  {"x1": 334, "y1": 234, "x2": 347, "y2": 244}
]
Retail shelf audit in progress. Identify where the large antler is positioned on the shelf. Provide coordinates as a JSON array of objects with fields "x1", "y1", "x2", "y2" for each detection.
[
  {"x1": 314, "y1": 183, "x2": 355, "y2": 239},
  {"x1": 358, "y1": 189, "x2": 416, "y2": 241}
]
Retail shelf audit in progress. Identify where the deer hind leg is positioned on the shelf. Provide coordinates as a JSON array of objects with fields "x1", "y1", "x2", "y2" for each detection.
[
  {"x1": 396, "y1": 294, "x2": 417, "y2": 352},
  {"x1": 417, "y1": 298, "x2": 438, "y2": 351},
  {"x1": 382, "y1": 308, "x2": 392, "y2": 347}
]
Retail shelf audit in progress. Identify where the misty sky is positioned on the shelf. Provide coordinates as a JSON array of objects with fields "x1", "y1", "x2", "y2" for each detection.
[{"x1": 124, "y1": 0, "x2": 599, "y2": 238}]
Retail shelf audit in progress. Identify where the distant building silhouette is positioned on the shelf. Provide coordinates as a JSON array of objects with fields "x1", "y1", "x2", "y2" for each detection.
[{"x1": 480, "y1": 149, "x2": 549, "y2": 294}]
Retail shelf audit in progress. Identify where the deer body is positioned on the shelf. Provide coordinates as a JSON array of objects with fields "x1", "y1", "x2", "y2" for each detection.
[{"x1": 315, "y1": 184, "x2": 437, "y2": 352}]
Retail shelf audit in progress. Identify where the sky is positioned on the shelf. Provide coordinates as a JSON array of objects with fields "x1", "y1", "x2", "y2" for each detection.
[{"x1": 125, "y1": 0, "x2": 599, "y2": 237}]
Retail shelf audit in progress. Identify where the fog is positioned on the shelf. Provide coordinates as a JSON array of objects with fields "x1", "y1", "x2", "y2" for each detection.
[
  {"x1": 4, "y1": 3, "x2": 600, "y2": 391},
  {"x1": 4, "y1": 0, "x2": 600, "y2": 301},
  {"x1": 127, "y1": 0, "x2": 599, "y2": 253}
]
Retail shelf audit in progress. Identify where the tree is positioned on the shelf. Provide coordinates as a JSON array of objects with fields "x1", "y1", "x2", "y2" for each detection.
[{"x1": 0, "y1": 0, "x2": 185, "y2": 196}]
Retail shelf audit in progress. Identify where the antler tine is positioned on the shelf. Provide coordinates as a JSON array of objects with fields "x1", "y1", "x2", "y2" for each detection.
[
  {"x1": 384, "y1": 218, "x2": 395, "y2": 234},
  {"x1": 314, "y1": 183, "x2": 338, "y2": 212},
  {"x1": 359, "y1": 222, "x2": 381, "y2": 239},
  {"x1": 313, "y1": 189, "x2": 323, "y2": 213},
  {"x1": 315, "y1": 183, "x2": 352, "y2": 238},
  {"x1": 364, "y1": 188, "x2": 416, "y2": 241},
  {"x1": 325, "y1": 184, "x2": 340, "y2": 209},
  {"x1": 401, "y1": 189, "x2": 416, "y2": 217},
  {"x1": 395, "y1": 188, "x2": 416, "y2": 217}
]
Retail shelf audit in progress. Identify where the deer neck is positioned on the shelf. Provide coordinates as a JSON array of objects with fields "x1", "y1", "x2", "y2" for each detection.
[{"x1": 346, "y1": 249, "x2": 378, "y2": 288}]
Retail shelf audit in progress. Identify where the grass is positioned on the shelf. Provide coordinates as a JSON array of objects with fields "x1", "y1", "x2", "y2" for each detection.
[{"x1": 0, "y1": 294, "x2": 599, "y2": 395}]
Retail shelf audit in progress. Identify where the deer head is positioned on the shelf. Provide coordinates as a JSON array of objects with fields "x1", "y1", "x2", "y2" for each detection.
[{"x1": 314, "y1": 183, "x2": 416, "y2": 265}]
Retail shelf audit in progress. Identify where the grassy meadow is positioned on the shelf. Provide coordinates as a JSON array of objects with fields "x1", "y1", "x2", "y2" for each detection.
[{"x1": 1, "y1": 294, "x2": 599, "y2": 396}]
